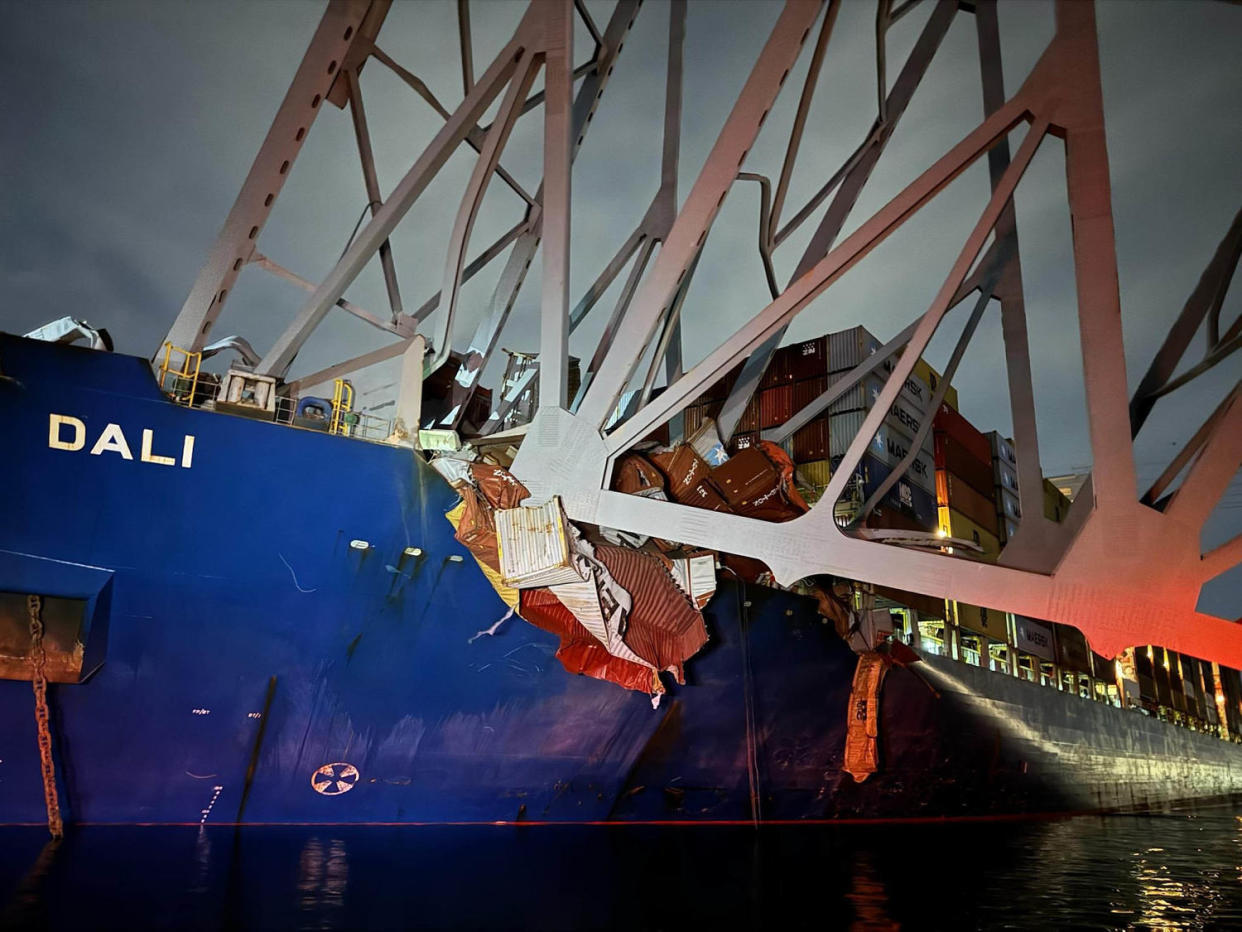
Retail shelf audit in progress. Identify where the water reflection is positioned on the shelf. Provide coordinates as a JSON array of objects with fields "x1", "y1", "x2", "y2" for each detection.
[
  {"x1": 296, "y1": 837, "x2": 349, "y2": 930},
  {"x1": 0, "y1": 810, "x2": 1238, "y2": 929}
]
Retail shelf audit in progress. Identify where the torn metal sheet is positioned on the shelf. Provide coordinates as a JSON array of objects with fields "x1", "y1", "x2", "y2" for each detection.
[{"x1": 667, "y1": 552, "x2": 718, "y2": 610}]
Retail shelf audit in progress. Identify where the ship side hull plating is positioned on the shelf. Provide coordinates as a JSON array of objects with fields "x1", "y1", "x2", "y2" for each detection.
[{"x1": 0, "y1": 334, "x2": 1239, "y2": 825}]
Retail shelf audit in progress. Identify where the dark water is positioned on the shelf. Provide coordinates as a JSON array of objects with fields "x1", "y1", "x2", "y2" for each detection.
[{"x1": 2, "y1": 809, "x2": 1241, "y2": 930}]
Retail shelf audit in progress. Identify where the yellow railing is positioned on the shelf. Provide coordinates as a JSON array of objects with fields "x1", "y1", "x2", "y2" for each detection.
[
  {"x1": 330, "y1": 379, "x2": 355, "y2": 436},
  {"x1": 158, "y1": 342, "x2": 203, "y2": 407}
]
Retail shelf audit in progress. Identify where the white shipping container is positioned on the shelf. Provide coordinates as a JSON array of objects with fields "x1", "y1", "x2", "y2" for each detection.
[
  {"x1": 1015, "y1": 616, "x2": 1055, "y2": 661},
  {"x1": 878, "y1": 357, "x2": 935, "y2": 411},
  {"x1": 826, "y1": 375, "x2": 931, "y2": 438},
  {"x1": 496, "y1": 497, "x2": 585, "y2": 588},
  {"x1": 995, "y1": 485, "x2": 1021, "y2": 521},
  {"x1": 827, "y1": 325, "x2": 882, "y2": 374},
  {"x1": 993, "y1": 455, "x2": 1019, "y2": 495},
  {"x1": 829, "y1": 412, "x2": 935, "y2": 493},
  {"x1": 988, "y1": 431, "x2": 1017, "y2": 467},
  {"x1": 1001, "y1": 517, "x2": 1020, "y2": 542}
]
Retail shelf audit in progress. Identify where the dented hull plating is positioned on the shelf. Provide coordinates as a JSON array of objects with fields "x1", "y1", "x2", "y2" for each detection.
[{"x1": 1, "y1": 334, "x2": 1240, "y2": 825}]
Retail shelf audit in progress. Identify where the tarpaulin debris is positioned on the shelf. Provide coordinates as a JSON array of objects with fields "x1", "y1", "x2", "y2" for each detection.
[
  {"x1": 430, "y1": 455, "x2": 474, "y2": 486},
  {"x1": 844, "y1": 651, "x2": 888, "y2": 782}
]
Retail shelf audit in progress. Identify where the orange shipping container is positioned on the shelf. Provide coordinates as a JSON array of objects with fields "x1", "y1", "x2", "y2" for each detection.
[{"x1": 936, "y1": 470, "x2": 999, "y2": 536}]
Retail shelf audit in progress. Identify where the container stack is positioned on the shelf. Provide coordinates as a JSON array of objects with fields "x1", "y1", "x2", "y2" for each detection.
[
  {"x1": 985, "y1": 431, "x2": 1022, "y2": 543},
  {"x1": 932, "y1": 404, "x2": 1000, "y2": 558},
  {"x1": 680, "y1": 325, "x2": 949, "y2": 530},
  {"x1": 791, "y1": 327, "x2": 940, "y2": 529},
  {"x1": 931, "y1": 403, "x2": 1009, "y2": 653}
]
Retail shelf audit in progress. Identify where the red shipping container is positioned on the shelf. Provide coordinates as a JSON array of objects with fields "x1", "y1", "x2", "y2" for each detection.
[
  {"x1": 712, "y1": 447, "x2": 782, "y2": 509},
  {"x1": 758, "y1": 384, "x2": 794, "y2": 429},
  {"x1": 935, "y1": 470, "x2": 999, "y2": 536},
  {"x1": 933, "y1": 433, "x2": 994, "y2": 498},
  {"x1": 739, "y1": 396, "x2": 761, "y2": 433},
  {"x1": 728, "y1": 430, "x2": 761, "y2": 454},
  {"x1": 758, "y1": 348, "x2": 795, "y2": 390},
  {"x1": 792, "y1": 375, "x2": 828, "y2": 415},
  {"x1": 791, "y1": 416, "x2": 830, "y2": 463},
  {"x1": 788, "y1": 336, "x2": 829, "y2": 381},
  {"x1": 698, "y1": 362, "x2": 744, "y2": 403},
  {"x1": 932, "y1": 403, "x2": 990, "y2": 464}
]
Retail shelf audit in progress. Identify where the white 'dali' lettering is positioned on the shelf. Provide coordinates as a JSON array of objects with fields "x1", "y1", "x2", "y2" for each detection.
[{"x1": 48, "y1": 414, "x2": 195, "y2": 468}]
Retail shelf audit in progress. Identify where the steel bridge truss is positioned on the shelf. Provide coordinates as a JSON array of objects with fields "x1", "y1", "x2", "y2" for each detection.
[{"x1": 164, "y1": 0, "x2": 1242, "y2": 665}]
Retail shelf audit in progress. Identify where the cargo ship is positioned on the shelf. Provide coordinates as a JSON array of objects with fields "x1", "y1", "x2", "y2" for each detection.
[{"x1": 3, "y1": 324, "x2": 1240, "y2": 827}]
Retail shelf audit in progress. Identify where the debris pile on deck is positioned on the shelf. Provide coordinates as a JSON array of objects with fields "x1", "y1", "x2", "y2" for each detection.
[{"x1": 433, "y1": 418, "x2": 846, "y2": 702}]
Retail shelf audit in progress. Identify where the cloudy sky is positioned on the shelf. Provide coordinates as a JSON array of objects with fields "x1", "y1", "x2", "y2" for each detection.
[{"x1": 1, "y1": 0, "x2": 1238, "y2": 611}]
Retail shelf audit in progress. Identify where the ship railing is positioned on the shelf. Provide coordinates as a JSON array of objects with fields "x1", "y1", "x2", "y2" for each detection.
[
  {"x1": 157, "y1": 342, "x2": 203, "y2": 407},
  {"x1": 271, "y1": 395, "x2": 397, "y2": 445}
]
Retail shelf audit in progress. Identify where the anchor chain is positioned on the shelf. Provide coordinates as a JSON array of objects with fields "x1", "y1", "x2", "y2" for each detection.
[{"x1": 27, "y1": 595, "x2": 63, "y2": 839}]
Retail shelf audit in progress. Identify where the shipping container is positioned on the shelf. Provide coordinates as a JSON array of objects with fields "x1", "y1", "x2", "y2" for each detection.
[
  {"x1": 832, "y1": 453, "x2": 938, "y2": 528},
  {"x1": 828, "y1": 411, "x2": 935, "y2": 492},
  {"x1": 1043, "y1": 479, "x2": 1071, "y2": 522},
  {"x1": 865, "y1": 505, "x2": 933, "y2": 535},
  {"x1": 495, "y1": 497, "x2": 582, "y2": 588},
  {"x1": 795, "y1": 459, "x2": 831, "y2": 491},
  {"x1": 786, "y1": 336, "x2": 829, "y2": 381},
  {"x1": 876, "y1": 356, "x2": 937, "y2": 411},
  {"x1": 987, "y1": 430, "x2": 1017, "y2": 467},
  {"x1": 791, "y1": 416, "x2": 830, "y2": 462},
  {"x1": 874, "y1": 584, "x2": 944, "y2": 618},
  {"x1": 1055, "y1": 624, "x2": 1093, "y2": 675},
  {"x1": 935, "y1": 432, "x2": 995, "y2": 497},
  {"x1": 933, "y1": 404, "x2": 991, "y2": 464},
  {"x1": 683, "y1": 399, "x2": 720, "y2": 438},
  {"x1": 915, "y1": 358, "x2": 958, "y2": 411},
  {"x1": 1014, "y1": 615, "x2": 1055, "y2": 661},
  {"x1": 995, "y1": 485, "x2": 1021, "y2": 522},
  {"x1": 955, "y1": 602, "x2": 1006, "y2": 640},
  {"x1": 695, "y1": 361, "x2": 745, "y2": 403},
  {"x1": 827, "y1": 375, "x2": 931, "y2": 438},
  {"x1": 827, "y1": 325, "x2": 882, "y2": 374},
  {"x1": 729, "y1": 431, "x2": 760, "y2": 454},
  {"x1": 1134, "y1": 647, "x2": 1158, "y2": 707},
  {"x1": 713, "y1": 447, "x2": 782, "y2": 509},
  {"x1": 758, "y1": 384, "x2": 794, "y2": 429},
  {"x1": 935, "y1": 470, "x2": 1000, "y2": 535},
  {"x1": 993, "y1": 455, "x2": 1019, "y2": 495},
  {"x1": 792, "y1": 375, "x2": 828, "y2": 413},
  {"x1": 938, "y1": 505, "x2": 1001, "y2": 559},
  {"x1": 758, "y1": 347, "x2": 795, "y2": 390},
  {"x1": 739, "y1": 396, "x2": 760, "y2": 433}
]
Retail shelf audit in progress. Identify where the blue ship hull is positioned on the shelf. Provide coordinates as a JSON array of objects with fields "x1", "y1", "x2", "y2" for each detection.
[{"x1": 2, "y1": 334, "x2": 1241, "y2": 825}]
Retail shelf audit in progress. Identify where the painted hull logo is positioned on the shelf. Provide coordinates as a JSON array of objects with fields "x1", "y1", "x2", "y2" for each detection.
[
  {"x1": 311, "y1": 762, "x2": 360, "y2": 796},
  {"x1": 48, "y1": 414, "x2": 195, "y2": 468}
]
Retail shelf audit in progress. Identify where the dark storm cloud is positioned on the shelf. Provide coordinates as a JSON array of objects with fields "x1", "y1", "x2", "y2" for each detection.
[{"x1": 1, "y1": 0, "x2": 1238, "y2": 605}]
